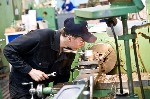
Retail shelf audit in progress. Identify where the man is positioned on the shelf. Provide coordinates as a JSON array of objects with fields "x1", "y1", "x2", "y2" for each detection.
[{"x1": 3, "y1": 17, "x2": 97, "y2": 99}]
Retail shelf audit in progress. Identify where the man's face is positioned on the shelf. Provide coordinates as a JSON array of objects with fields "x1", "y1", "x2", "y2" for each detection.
[{"x1": 68, "y1": 36, "x2": 85, "y2": 51}]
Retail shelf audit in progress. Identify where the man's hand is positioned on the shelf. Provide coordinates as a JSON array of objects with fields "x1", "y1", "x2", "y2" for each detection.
[{"x1": 28, "y1": 69, "x2": 49, "y2": 82}]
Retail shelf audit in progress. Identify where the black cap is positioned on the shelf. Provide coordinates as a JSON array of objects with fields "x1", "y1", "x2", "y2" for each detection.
[{"x1": 64, "y1": 17, "x2": 97, "y2": 43}]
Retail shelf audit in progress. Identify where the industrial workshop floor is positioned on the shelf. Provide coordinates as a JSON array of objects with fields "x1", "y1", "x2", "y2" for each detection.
[{"x1": 0, "y1": 74, "x2": 10, "y2": 99}]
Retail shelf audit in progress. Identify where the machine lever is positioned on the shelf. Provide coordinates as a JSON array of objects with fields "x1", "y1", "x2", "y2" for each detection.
[
  {"x1": 22, "y1": 82, "x2": 34, "y2": 99},
  {"x1": 22, "y1": 82, "x2": 33, "y2": 85}
]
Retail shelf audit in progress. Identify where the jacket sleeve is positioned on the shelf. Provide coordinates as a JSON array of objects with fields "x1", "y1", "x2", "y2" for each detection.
[{"x1": 3, "y1": 30, "x2": 40, "y2": 74}]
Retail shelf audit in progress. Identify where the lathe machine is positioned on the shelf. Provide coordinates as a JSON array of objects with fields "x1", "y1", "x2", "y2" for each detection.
[{"x1": 25, "y1": 0, "x2": 150, "y2": 99}]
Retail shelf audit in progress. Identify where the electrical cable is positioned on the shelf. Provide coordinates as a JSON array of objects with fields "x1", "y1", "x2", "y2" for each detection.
[
  {"x1": 132, "y1": 30, "x2": 145, "y2": 99},
  {"x1": 110, "y1": 24, "x2": 124, "y2": 95},
  {"x1": 136, "y1": 33, "x2": 147, "y2": 72}
]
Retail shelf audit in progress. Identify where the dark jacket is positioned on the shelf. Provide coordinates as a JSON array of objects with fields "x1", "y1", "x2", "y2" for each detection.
[{"x1": 3, "y1": 29, "x2": 75, "y2": 95}]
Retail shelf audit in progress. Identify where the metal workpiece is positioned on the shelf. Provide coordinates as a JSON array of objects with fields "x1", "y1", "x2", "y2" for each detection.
[{"x1": 89, "y1": 43, "x2": 117, "y2": 74}]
